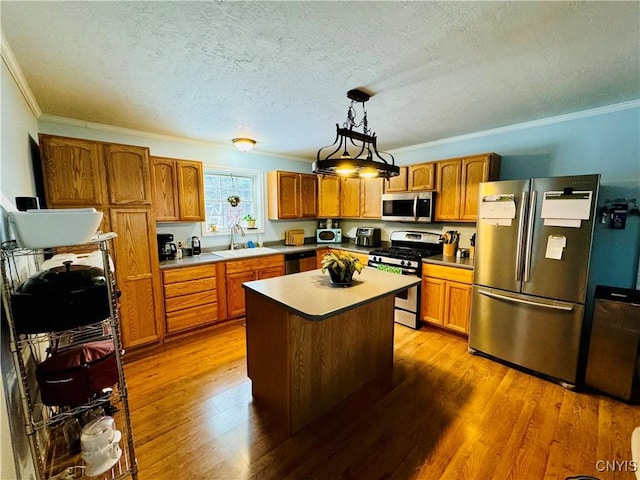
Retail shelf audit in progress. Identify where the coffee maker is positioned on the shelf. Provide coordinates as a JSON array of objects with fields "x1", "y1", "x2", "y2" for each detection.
[{"x1": 157, "y1": 233, "x2": 177, "y2": 261}]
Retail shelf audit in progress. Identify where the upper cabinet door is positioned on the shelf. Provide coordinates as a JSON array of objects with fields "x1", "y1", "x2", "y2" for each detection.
[
  {"x1": 299, "y1": 174, "x2": 318, "y2": 218},
  {"x1": 277, "y1": 171, "x2": 301, "y2": 219},
  {"x1": 151, "y1": 157, "x2": 180, "y2": 221},
  {"x1": 340, "y1": 178, "x2": 361, "y2": 218},
  {"x1": 317, "y1": 176, "x2": 340, "y2": 218},
  {"x1": 384, "y1": 166, "x2": 408, "y2": 192},
  {"x1": 177, "y1": 160, "x2": 205, "y2": 221},
  {"x1": 104, "y1": 144, "x2": 152, "y2": 205},
  {"x1": 39, "y1": 135, "x2": 106, "y2": 207},
  {"x1": 435, "y1": 159, "x2": 462, "y2": 221},
  {"x1": 408, "y1": 163, "x2": 436, "y2": 191},
  {"x1": 460, "y1": 154, "x2": 501, "y2": 221},
  {"x1": 361, "y1": 177, "x2": 383, "y2": 218}
]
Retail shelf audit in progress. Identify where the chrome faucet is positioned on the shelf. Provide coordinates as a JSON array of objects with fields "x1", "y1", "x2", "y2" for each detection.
[{"x1": 230, "y1": 223, "x2": 246, "y2": 250}]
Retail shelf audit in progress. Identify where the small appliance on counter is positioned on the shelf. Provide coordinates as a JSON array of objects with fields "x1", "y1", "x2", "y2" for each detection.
[
  {"x1": 316, "y1": 228, "x2": 342, "y2": 243},
  {"x1": 157, "y1": 233, "x2": 177, "y2": 261},
  {"x1": 191, "y1": 236, "x2": 201, "y2": 256},
  {"x1": 354, "y1": 227, "x2": 381, "y2": 247}
]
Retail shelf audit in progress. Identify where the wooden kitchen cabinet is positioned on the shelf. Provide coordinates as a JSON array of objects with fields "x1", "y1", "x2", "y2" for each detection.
[
  {"x1": 225, "y1": 254, "x2": 285, "y2": 317},
  {"x1": 104, "y1": 143, "x2": 152, "y2": 205},
  {"x1": 340, "y1": 177, "x2": 361, "y2": 217},
  {"x1": 151, "y1": 156, "x2": 205, "y2": 222},
  {"x1": 421, "y1": 263, "x2": 473, "y2": 334},
  {"x1": 384, "y1": 166, "x2": 408, "y2": 192},
  {"x1": 408, "y1": 162, "x2": 436, "y2": 191},
  {"x1": 162, "y1": 264, "x2": 221, "y2": 334},
  {"x1": 317, "y1": 176, "x2": 341, "y2": 218},
  {"x1": 435, "y1": 153, "x2": 500, "y2": 222},
  {"x1": 317, "y1": 176, "x2": 382, "y2": 219},
  {"x1": 39, "y1": 135, "x2": 107, "y2": 207},
  {"x1": 39, "y1": 134, "x2": 162, "y2": 350},
  {"x1": 110, "y1": 208, "x2": 164, "y2": 347},
  {"x1": 316, "y1": 248, "x2": 330, "y2": 268},
  {"x1": 267, "y1": 171, "x2": 317, "y2": 219},
  {"x1": 360, "y1": 177, "x2": 383, "y2": 218}
]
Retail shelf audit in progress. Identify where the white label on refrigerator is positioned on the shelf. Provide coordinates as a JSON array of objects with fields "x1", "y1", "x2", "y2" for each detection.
[
  {"x1": 479, "y1": 195, "x2": 516, "y2": 220},
  {"x1": 545, "y1": 235, "x2": 566, "y2": 260},
  {"x1": 541, "y1": 191, "x2": 592, "y2": 219}
]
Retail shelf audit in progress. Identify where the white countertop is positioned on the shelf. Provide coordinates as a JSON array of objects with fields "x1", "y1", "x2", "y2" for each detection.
[{"x1": 243, "y1": 266, "x2": 420, "y2": 321}]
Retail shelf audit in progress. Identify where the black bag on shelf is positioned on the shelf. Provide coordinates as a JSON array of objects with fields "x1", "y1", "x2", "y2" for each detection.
[
  {"x1": 10, "y1": 261, "x2": 110, "y2": 334},
  {"x1": 36, "y1": 340, "x2": 118, "y2": 407}
]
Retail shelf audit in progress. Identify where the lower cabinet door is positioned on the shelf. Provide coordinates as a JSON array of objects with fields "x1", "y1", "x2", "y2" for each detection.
[
  {"x1": 443, "y1": 281, "x2": 472, "y2": 334},
  {"x1": 226, "y1": 271, "x2": 256, "y2": 317},
  {"x1": 421, "y1": 276, "x2": 445, "y2": 326}
]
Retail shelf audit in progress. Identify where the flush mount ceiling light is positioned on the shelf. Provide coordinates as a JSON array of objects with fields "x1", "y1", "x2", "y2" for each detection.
[
  {"x1": 232, "y1": 138, "x2": 256, "y2": 152},
  {"x1": 313, "y1": 89, "x2": 399, "y2": 179}
]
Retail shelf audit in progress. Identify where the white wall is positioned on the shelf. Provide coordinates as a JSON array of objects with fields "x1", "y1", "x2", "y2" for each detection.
[{"x1": 1, "y1": 57, "x2": 40, "y2": 479}]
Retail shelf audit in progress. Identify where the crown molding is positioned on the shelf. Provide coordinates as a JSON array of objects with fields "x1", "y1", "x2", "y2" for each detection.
[
  {"x1": 391, "y1": 99, "x2": 640, "y2": 154},
  {"x1": 1, "y1": 31, "x2": 42, "y2": 118}
]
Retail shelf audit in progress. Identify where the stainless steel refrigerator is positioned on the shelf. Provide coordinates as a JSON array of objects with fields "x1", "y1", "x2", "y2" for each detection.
[{"x1": 469, "y1": 174, "x2": 600, "y2": 387}]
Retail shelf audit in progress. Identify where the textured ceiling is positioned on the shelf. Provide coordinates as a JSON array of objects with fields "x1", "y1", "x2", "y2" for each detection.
[{"x1": 2, "y1": 1, "x2": 639, "y2": 160}]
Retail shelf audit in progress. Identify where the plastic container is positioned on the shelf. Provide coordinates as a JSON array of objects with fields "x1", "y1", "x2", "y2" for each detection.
[{"x1": 9, "y1": 208, "x2": 103, "y2": 248}]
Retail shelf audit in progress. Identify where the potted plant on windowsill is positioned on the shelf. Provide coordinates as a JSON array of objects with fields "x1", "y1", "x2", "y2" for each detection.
[
  {"x1": 321, "y1": 252, "x2": 364, "y2": 287},
  {"x1": 243, "y1": 214, "x2": 257, "y2": 229}
]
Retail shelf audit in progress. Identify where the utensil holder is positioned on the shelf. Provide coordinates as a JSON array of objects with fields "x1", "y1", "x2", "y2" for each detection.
[{"x1": 443, "y1": 242, "x2": 458, "y2": 257}]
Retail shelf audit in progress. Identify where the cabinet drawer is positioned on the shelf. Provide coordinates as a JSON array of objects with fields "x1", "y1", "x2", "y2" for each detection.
[
  {"x1": 225, "y1": 254, "x2": 284, "y2": 274},
  {"x1": 165, "y1": 291, "x2": 216, "y2": 313},
  {"x1": 166, "y1": 302, "x2": 218, "y2": 333},
  {"x1": 164, "y1": 277, "x2": 217, "y2": 298},
  {"x1": 163, "y1": 265, "x2": 217, "y2": 283},
  {"x1": 422, "y1": 264, "x2": 473, "y2": 284}
]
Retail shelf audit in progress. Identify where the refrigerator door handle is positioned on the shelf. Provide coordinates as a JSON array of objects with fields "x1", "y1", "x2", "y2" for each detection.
[
  {"x1": 523, "y1": 190, "x2": 537, "y2": 282},
  {"x1": 478, "y1": 289, "x2": 574, "y2": 311},
  {"x1": 515, "y1": 191, "x2": 529, "y2": 281}
]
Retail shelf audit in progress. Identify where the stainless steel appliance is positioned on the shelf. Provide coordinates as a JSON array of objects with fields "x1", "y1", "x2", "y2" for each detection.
[
  {"x1": 469, "y1": 174, "x2": 600, "y2": 387},
  {"x1": 368, "y1": 231, "x2": 443, "y2": 328},
  {"x1": 316, "y1": 228, "x2": 342, "y2": 243},
  {"x1": 157, "y1": 233, "x2": 177, "y2": 261},
  {"x1": 381, "y1": 191, "x2": 434, "y2": 223},
  {"x1": 285, "y1": 250, "x2": 317, "y2": 274},
  {"x1": 585, "y1": 285, "x2": 640, "y2": 402},
  {"x1": 355, "y1": 227, "x2": 381, "y2": 247}
]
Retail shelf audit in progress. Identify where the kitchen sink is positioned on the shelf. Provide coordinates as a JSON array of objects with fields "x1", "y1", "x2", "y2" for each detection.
[{"x1": 210, "y1": 247, "x2": 280, "y2": 258}]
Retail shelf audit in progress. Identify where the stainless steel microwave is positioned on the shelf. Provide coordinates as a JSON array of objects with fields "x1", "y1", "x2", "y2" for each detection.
[{"x1": 381, "y1": 192, "x2": 434, "y2": 223}]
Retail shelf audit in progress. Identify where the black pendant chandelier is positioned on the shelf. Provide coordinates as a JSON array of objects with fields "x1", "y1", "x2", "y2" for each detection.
[{"x1": 313, "y1": 89, "x2": 400, "y2": 179}]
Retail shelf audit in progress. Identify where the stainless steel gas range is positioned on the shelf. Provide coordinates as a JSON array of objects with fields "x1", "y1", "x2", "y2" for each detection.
[{"x1": 368, "y1": 231, "x2": 443, "y2": 329}]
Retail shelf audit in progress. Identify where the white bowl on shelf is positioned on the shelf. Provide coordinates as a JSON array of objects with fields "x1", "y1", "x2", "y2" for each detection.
[{"x1": 8, "y1": 208, "x2": 103, "y2": 248}]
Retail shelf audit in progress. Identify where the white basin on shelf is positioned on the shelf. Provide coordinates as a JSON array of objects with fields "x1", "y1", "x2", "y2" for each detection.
[{"x1": 210, "y1": 247, "x2": 280, "y2": 258}]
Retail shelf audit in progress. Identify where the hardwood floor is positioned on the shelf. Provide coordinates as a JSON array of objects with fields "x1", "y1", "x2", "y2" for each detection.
[{"x1": 124, "y1": 321, "x2": 639, "y2": 480}]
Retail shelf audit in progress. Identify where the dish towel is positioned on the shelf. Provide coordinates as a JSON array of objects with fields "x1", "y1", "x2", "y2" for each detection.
[{"x1": 376, "y1": 264, "x2": 403, "y2": 275}]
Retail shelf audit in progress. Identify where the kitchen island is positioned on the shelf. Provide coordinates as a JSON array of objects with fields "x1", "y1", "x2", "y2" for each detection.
[{"x1": 243, "y1": 267, "x2": 420, "y2": 434}]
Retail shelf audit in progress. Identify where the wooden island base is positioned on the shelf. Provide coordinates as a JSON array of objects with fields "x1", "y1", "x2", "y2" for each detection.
[{"x1": 246, "y1": 290, "x2": 395, "y2": 435}]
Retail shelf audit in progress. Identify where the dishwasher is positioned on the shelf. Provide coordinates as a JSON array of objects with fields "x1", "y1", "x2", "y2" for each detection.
[
  {"x1": 284, "y1": 250, "x2": 317, "y2": 274},
  {"x1": 585, "y1": 285, "x2": 640, "y2": 402}
]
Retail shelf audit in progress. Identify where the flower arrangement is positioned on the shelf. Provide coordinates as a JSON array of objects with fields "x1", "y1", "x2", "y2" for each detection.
[{"x1": 321, "y1": 252, "x2": 364, "y2": 285}]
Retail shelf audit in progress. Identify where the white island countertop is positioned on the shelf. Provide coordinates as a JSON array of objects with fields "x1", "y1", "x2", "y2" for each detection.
[{"x1": 243, "y1": 266, "x2": 420, "y2": 321}]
